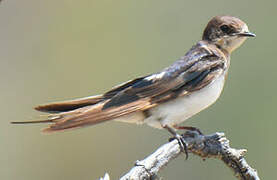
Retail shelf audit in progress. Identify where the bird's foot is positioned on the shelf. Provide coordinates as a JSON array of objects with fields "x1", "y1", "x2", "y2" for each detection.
[
  {"x1": 169, "y1": 133, "x2": 189, "y2": 159},
  {"x1": 163, "y1": 125, "x2": 189, "y2": 159}
]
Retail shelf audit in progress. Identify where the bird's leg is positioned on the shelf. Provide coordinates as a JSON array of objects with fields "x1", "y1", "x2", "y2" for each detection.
[
  {"x1": 173, "y1": 125, "x2": 203, "y2": 135},
  {"x1": 162, "y1": 125, "x2": 188, "y2": 159}
]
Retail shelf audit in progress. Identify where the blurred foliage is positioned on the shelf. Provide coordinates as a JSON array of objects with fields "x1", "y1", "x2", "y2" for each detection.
[{"x1": 1, "y1": 0, "x2": 275, "y2": 179}]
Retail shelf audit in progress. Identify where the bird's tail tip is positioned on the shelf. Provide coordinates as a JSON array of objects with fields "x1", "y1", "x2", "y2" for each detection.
[
  {"x1": 10, "y1": 119, "x2": 54, "y2": 124},
  {"x1": 10, "y1": 113, "x2": 63, "y2": 125}
]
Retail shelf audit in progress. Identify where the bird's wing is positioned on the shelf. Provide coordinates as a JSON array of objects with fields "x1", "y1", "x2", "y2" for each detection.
[
  {"x1": 35, "y1": 95, "x2": 104, "y2": 113},
  {"x1": 31, "y1": 43, "x2": 226, "y2": 133},
  {"x1": 102, "y1": 43, "x2": 225, "y2": 109}
]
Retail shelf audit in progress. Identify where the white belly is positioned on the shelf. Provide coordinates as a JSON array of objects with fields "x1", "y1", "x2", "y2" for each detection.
[{"x1": 145, "y1": 74, "x2": 226, "y2": 128}]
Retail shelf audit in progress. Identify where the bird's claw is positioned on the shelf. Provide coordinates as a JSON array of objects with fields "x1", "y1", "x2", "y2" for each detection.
[{"x1": 169, "y1": 133, "x2": 189, "y2": 159}]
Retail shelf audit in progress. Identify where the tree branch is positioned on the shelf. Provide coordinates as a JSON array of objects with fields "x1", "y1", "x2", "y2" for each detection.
[{"x1": 118, "y1": 131, "x2": 260, "y2": 180}]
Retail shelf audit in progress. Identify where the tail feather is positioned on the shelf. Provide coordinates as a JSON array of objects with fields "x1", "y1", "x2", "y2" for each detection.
[
  {"x1": 42, "y1": 99, "x2": 151, "y2": 133},
  {"x1": 34, "y1": 95, "x2": 103, "y2": 113},
  {"x1": 11, "y1": 103, "x2": 107, "y2": 133},
  {"x1": 11, "y1": 119, "x2": 53, "y2": 124},
  {"x1": 12, "y1": 95, "x2": 152, "y2": 133},
  {"x1": 42, "y1": 102, "x2": 108, "y2": 133},
  {"x1": 11, "y1": 114, "x2": 62, "y2": 124}
]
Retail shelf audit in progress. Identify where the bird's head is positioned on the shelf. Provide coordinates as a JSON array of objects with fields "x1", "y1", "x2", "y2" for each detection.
[{"x1": 202, "y1": 16, "x2": 255, "y2": 53}]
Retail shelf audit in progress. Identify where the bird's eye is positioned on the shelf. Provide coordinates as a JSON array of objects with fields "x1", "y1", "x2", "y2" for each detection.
[{"x1": 220, "y1": 25, "x2": 231, "y2": 33}]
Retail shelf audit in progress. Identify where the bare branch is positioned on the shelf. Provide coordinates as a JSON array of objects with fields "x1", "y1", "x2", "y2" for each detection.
[{"x1": 119, "y1": 131, "x2": 260, "y2": 180}]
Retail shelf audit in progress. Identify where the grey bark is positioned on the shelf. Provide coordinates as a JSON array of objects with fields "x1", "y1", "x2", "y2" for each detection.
[{"x1": 102, "y1": 131, "x2": 260, "y2": 180}]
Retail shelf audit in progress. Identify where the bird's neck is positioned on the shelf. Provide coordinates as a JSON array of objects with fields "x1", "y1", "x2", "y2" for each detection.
[
  {"x1": 217, "y1": 46, "x2": 231, "y2": 59},
  {"x1": 200, "y1": 40, "x2": 231, "y2": 59}
]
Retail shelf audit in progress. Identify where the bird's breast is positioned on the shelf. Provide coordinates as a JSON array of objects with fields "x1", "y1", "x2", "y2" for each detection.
[{"x1": 145, "y1": 74, "x2": 226, "y2": 128}]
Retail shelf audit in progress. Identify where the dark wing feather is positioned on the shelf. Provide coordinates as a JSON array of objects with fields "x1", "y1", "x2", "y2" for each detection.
[
  {"x1": 103, "y1": 77, "x2": 146, "y2": 98},
  {"x1": 103, "y1": 42, "x2": 224, "y2": 110},
  {"x1": 18, "y1": 41, "x2": 226, "y2": 133},
  {"x1": 34, "y1": 95, "x2": 103, "y2": 113}
]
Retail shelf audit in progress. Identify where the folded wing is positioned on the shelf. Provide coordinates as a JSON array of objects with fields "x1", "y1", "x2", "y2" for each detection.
[{"x1": 13, "y1": 43, "x2": 225, "y2": 133}]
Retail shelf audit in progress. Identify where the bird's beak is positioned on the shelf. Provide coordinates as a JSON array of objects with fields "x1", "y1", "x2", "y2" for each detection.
[{"x1": 235, "y1": 32, "x2": 256, "y2": 37}]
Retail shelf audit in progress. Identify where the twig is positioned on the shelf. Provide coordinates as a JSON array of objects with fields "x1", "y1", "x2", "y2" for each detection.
[{"x1": 117, "y1": 131, "x2": 259, "y2": 180}]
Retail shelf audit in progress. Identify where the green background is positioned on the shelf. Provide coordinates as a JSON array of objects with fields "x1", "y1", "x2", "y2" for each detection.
[{"x1": 1, "y1": 0, "x2": 275, "y2": 179}]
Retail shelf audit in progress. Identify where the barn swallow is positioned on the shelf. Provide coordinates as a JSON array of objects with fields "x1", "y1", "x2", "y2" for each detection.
[{"x1": 12, "y1": 16, "x2": 255, "y2": 142}]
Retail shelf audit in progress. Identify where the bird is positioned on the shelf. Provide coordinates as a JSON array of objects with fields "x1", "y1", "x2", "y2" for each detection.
[{"x1": 12, "y1": 16, "x2": 255, "y2": 139}]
